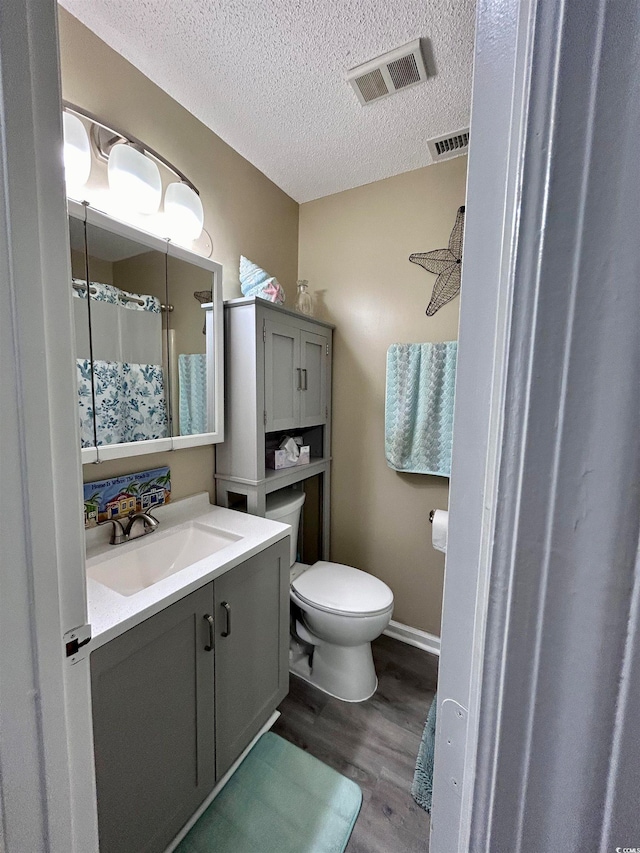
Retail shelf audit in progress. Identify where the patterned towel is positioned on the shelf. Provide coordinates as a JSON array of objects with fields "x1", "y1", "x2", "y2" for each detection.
[
  {"x1": 385, "y1": 342, "x2": 457, "y2": 476},
  {"x1": 179, "y1": 353, "x2": 207, "y2": 435}
]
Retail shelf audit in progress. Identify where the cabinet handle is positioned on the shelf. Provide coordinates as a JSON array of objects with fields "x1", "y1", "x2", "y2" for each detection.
[
  {"x1": 203, "y1": 614, "x2": 214, "y2": 651},
  {"x1": 301, "y1": 368, "x2": 308, "y2": 390},
  {"x1": 221, "y1": 601, "x2": 231, "y2": 637},
  {"x1": 296, "y1": 368, "x2": 302, "y2": 391}
]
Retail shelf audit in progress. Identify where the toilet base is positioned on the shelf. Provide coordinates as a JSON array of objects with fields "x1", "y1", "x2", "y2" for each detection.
[{"x1": 289, "y1": 638, "x2": 379, "y2": 703}]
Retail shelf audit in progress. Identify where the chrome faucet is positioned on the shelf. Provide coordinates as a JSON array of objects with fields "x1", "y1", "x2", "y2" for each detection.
[
  {"x1": 125, "y1": 510, "x2": 159, "y2": 540},
  {"x1": 98, "y1": 510, "x2": 159, "y2": 545}
]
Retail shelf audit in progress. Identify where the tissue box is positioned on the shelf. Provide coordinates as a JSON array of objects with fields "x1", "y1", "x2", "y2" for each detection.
[{"x1": 266, "y1": 446, "x2": 310, "y2": 469}]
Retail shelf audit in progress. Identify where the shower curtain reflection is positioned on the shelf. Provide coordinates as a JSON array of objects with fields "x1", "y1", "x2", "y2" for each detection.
[{"x1": 73, "y1": 280, "x2": 168, "y2": 445}]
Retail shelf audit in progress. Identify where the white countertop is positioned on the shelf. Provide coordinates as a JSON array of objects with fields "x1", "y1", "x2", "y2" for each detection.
[{"x1": 85, "y1": 493, "x2": 290, "y2": 649}]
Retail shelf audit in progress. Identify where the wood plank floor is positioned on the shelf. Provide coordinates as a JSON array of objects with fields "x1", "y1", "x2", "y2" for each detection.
[{"x1": 272, "y1": 635, "x2": 439, "y2": 853}]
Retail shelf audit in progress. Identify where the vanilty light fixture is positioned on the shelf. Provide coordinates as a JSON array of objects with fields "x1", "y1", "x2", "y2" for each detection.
[
  {"x1": 62, "y1": 111, "x2": 92, "y2": 191},
  {"x1": 62, "y1": 102, "x2": 205, "y2": 243},
  {"x1": 164, "y1": 181, "x2": 205, "y2": 243},
  {"x1": 107, "y1": 142, "x2": 162, "y2": 216}
]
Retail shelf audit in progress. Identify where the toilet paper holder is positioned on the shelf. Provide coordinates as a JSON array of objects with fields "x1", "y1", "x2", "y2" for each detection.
[{"x1": 429, "y1": 509, "x2": 436, "y2": 524}]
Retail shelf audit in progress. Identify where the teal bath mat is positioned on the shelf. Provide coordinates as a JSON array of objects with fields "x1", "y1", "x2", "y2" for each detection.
[{"x1": 175, "y1": 732, "x2": 362, "y2": 853}]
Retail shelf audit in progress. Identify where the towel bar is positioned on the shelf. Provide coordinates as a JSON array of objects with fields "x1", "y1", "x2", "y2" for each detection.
[{"x1": 429, "y1": 509, "x2": 435, "y2": 524}]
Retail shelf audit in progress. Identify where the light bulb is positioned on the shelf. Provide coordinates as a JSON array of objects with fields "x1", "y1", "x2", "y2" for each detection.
[
  {"x1": 62, "y1": 112, "x2": 91, "y2": 192},
  {"x1": 108, "y1": 143, "x2": 162, "y2": 215},
  {"x1": 164, "y1": 181, "x2": 204, "y2": 243}
]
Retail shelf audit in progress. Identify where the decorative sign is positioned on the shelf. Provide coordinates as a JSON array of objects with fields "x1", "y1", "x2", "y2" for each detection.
[{"x1": 83, "y1": 466, "x2": 171, "y2": 528}]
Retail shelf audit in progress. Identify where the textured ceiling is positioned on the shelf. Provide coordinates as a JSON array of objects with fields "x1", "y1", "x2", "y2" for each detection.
[{"x1": 59, "y1": 0, "x2": 476, "y2": 203}]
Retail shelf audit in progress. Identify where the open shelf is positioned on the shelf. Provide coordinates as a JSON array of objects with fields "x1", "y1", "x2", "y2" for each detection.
[{"x1": 264, "y1": 457, "x2": 330, "y2": 492}]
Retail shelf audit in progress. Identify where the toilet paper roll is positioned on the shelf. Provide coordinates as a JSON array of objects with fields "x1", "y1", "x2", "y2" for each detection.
[{"x1": 432, "y1": 510, "x2": 449, "y2": 554}]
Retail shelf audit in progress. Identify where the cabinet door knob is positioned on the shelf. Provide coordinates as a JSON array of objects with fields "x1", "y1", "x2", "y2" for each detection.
[
  {"x1": 221, "y1": 601, "x2": 231, "y2": 637},
  {"x1": 301, "y1": 368, "x2": 308, "y2": 390},
  {"x1": 203, "y1": 614, "x2": 214, "y2": 651},
  {"x1": 296, "y1": 368, "x2": 302, "y2": 391}
]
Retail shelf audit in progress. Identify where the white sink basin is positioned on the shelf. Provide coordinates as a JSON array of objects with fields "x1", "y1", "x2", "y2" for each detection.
[{"x1": 87, "y1": 521, "x2": 242, "y2": 597}]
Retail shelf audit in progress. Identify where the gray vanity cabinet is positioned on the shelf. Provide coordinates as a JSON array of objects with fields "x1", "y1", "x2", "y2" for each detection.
[
  {"x1": 214, "y1": 538, "x2": 290, "y2": 778},
  {"x1": 90, "y1": 584, "x2": 215, "y2": 853},
  {"x1": 90, "y1": 538, "x2": 289, "y2": 853}
]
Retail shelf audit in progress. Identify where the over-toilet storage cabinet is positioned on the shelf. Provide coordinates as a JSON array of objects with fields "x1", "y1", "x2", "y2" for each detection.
[
  {"x1": 215, "y1": 297, "x2": 334, "y2": 556},
  {"x1": 264, "y1": 318, "x2": 329, "y2": 431},
  {"x1": 90, "y1": 539, "x2": 289, "y2": 853}
]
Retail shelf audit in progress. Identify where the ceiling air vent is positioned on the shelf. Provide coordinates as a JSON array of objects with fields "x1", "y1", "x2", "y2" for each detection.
[
  {"x1": 427, "y1": 129, "x2": 470, "y2": 161},
  {"x1": 347, "y1": 39, "x2": 427, "y2": 106}
]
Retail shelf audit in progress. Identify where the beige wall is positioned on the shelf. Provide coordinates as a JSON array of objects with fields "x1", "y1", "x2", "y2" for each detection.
[
  {"x1": 58, "y1": 9, "x2": 299, "y2": 494},
  {"x1": 299, "y1": 157, "x2": 467, "y2": 635},
  {"x1": 61, "y1": 9, "x2": 467, "y2": 633}
]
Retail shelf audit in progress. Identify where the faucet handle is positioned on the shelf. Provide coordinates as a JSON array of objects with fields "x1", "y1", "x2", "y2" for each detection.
[
  {"x1": 96, "y1": 517, "x2": 126, "y2": 545},
  {"x1": 124, "y1": 509, "x2": 160, "y2": 538},
  {"x1": 126, "y1": 509, "x2": 159, "y2": 527}
]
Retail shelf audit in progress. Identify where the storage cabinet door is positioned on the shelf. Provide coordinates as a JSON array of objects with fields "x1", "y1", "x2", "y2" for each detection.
[
  {"x1": 214, "y1": 539, "x2": 289, "y2": 778},
  {"x1": 264, "y1": 320, "x2": 300, "y2": 431},
  {"x1": 299, "y1": 330, "x2": 329, "y2": 428},
  {"x1": 91, "y1": 584, "x2": 216, "y2": 853}
]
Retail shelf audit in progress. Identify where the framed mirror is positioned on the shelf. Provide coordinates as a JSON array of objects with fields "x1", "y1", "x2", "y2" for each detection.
[{"x1": 69, "y1": 204, "x2": 224, "y2": 463}]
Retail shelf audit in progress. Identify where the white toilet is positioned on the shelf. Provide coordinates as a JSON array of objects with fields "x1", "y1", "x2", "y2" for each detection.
[{"x1": 265, "y1": 488, "x2": 394, "y2": 702}]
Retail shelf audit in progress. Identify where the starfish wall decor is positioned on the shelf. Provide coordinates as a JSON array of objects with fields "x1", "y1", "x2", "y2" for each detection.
[{"x1": 409, "y1": 205, "x2": 465, "y2": 316}]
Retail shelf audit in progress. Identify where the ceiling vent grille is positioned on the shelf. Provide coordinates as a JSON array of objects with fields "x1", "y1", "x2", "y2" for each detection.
[
  {"x1": 427, "y1": 129, "x2": 470, "y2": 161},
  {"x1": 347, "y1": 40, "x2": 427, "y2": 106}
]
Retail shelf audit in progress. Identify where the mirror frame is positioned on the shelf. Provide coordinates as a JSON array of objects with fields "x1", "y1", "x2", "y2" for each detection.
[
  {"x1": 166, "y1": 240, "x2": 225, "y2": 450},
  {"x1": 68, "y1": 201, "x2": 224, "y2": 464}
]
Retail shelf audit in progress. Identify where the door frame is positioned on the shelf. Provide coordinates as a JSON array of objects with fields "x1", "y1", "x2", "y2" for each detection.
[
  {"x1": 0, "y1": 1, "x2": 98, "y2": 851},
  {"x1": 433, "y1": 0, "x2": 640, "y2": 850}
]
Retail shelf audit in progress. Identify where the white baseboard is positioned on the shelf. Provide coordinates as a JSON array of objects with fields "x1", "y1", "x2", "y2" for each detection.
[{"x1": 383, "y1": 620, "x2": 441, "y2": 656}]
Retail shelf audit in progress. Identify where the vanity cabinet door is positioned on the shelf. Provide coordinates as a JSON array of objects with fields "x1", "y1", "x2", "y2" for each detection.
[
  {"x1": 264, "y1": 319, "x2": 301, "y2": 431},
  {"x1": 214, "y1": 538, "x2": 289, "y2": 778},
  {"x1": 90, "y1": 584, "x2": 215, "y2": 853},
  {"x1": 299, "y1": 329, "x2": 329, "y2": 428}
]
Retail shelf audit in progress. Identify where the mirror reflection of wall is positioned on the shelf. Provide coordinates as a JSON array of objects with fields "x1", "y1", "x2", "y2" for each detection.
[
  {"x1": 167, "y1": 255, "x2": 214, "y2": 437},
  {"x1": 84, "y1": 223, "x2": 169, "y2": 447}
]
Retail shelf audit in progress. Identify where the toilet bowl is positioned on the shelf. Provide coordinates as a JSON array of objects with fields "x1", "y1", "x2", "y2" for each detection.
[{"x1": 265, "y1": 488, "x2": 394, "y2": 702}]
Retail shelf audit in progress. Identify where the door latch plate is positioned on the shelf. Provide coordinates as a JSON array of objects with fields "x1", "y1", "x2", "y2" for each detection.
[{"x1": 64, "y1": 624, "x2": 91, "y2": 662}]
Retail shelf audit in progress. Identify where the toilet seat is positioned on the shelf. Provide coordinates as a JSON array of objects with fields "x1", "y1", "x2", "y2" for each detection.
[{"x1": 291, "y1": 561, "x2": 394, "y2": 617}]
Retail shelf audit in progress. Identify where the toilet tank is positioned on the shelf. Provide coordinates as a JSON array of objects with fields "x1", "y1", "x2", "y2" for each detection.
[{"x1": 265, "y1": 488, "x2": 306, "y2": 567}]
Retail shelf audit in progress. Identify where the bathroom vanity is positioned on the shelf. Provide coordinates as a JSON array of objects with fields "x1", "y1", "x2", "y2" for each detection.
[{"x1": 85, "y1": 495, "x2": 290, "y2": 853}]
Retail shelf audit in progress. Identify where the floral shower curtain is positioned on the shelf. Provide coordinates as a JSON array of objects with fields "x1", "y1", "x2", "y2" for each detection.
[{"x1": 74, "y1": 281, "x2": 169, "y2": 446}]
